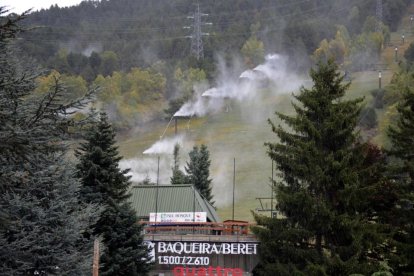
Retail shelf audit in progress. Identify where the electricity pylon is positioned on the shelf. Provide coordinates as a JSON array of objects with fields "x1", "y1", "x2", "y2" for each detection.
[
  {"x1": 184, "y1": 4, "x2": 212, "y2": 60},
  {"x1": 376, "y1": 0, "x2": 383, "y2": 33}
]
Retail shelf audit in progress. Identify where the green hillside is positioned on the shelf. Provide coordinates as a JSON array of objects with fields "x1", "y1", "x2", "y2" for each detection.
[
  {"x1": 117, "y1": 68, "x2": 395, "y2": 221},
  {"x1": 117, "y1": 1, "x2": 414, "y2": 220},
  {"x1": 11, "y1": 0, "x2": 413, "y2": 221}
]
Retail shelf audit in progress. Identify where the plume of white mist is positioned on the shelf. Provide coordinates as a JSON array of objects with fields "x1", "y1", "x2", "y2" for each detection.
[
  {"x1": 82, "y1": 43, "x2": 103, "y2": 56},
  {"x1": 200, "y1": 53, "x2": 303, "y2": 103},
  {"x1": 173, "y1": 96, "x2": 225, "y2": 117},
  {"x1": 173, "y1": 83, "x2": 225, "y2": 117},
  {"x1": 120, "y1": 156, "x2": 172, "y2": 184},
  {"x1": 242, "y1": 54, "x2": 285, "y2": 78},
  {"x1": 202, "y1": 55, "x2": 260, "y2": 101},
  {"x1": 143, "y1": 134, "x2": 186, "y2": 155},
  {"x1": 239, "y1": 69, "x2": 267, "y2": 82},
  {"x1": 200, "y1": 87, "x2": 221, "y2": 98},
  {"x1": 175, "y1": 53, "x2": 305, "y2": 118},
  {"x1": 121, "y1": 135, "x2": 191, "y2": 184},
  {"x1": 209, "y1": 157, "x2": 235, "y2": 208},
  {"x1": 240, "y1": 54, "x2": 303, "y2": 92},
  {"x1": 201, "y1": 78, "x2": 259, "y2": 102}
]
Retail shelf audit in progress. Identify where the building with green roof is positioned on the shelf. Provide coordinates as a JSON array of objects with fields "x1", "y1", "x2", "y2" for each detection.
[
  {"x1": 129, "y1": 185, "x2": 260, "y2": 275},
  {"x1": 128, "y1": 184, "x2": 220, "y2": 223}
]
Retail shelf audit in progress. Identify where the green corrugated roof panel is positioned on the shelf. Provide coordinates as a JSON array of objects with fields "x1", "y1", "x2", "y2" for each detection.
[{"x1": 128, "y1": 185, "x2": 220, "y2": 222}]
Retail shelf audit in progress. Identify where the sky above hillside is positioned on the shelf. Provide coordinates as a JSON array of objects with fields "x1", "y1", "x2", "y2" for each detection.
[{"x1": 2, "y1": 0, "x2": 83, "y2": 14}]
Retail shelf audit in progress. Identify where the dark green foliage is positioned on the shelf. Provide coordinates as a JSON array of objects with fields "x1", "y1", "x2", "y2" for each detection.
[
  {"x1": 0, "y1": 8, "x2": 98, "y2": 274},
  {"x1": 359, "y1": 106, "x2": 378, "y2": 129},
  {"x1": 387, "y1": 88, "x2": 414, "y2": 274},
  {"x1": 1, "y1": 158, "x2": 98, "y2": 275},
  {"x1": 100, "y1": 203, "x2": 151, "y2": 276},
  {"x1": 17, "y1": 0, "x2": 411, "y2": 77},
  {"x1": 252, "y1": 215, "x2": 323, "y2": 276},
  {"x1": 164, "y1": 97, "x2": 188, "y2": 119},
  {"x1": 382, "y1": 0, "x2": 411, "y2": 31},
  {"x1": 139, "y1": 176, "x2": 156, "y2": 185},
  {"x1": 67, "y1": 51, "x2": 89, "y2": 75},
  {"x1": 254, "y1": 60, "x2": 382, "y2": 275},
  {"x1": 356, "y1": 144, "x2": 397, "y2": 221},
  {"x1": 171, "y1": 143, "x2": 187, "y2": 185},
  {"x1": 76, "y1": 112, "x2": 130, "y2": 205},
  {"x1": 388, "y1": 89, "x2": 414, "y2": 180},
  {"x1": 371, "y1": 88, "x2": 385, "y2": 109},
  {"x1": 185, "y1": 144, "x2": 214, "y2": 204},
  {"x1": 404, "y1": 43, "x2": 414, "y2": 64},
  {"x1": 171, "y1": 168, "x2": 188, "y2": 185},
  {"x1": 89, "y1": 51, "x2": 101, "y2": 70},
  {"x1": 76, "y1": 112, "x2": 151, "y2": 276}
]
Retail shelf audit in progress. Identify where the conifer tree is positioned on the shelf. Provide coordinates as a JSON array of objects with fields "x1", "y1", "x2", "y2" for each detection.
[
  {"x1": 76, "y1": 112, "x2": 130, "y2": 206},
  {"x1": 0, "y1": 8, "x2": 98, "y2": 274},
  {"x1": 171, "y1": 143, "x2": 186, "y2": 185},
  {"x1": 253, "y1": 60, "x2": 381, "y2": 275},
  {"x1": 387, "y1": 88, "x2": 414, "y2": 274},
  {"x1": 76, "y1": 112, "x2": 151, "y2": 276},
  {"x1": 100, "y1": 203, "x2": 151, "y2": 276},
  {"x1": 185, "y1": 144, "x2": 214, "y2": 204}
]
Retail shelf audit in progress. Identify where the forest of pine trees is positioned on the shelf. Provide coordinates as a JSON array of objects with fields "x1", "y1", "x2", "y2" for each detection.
[{"x1": 19, "y1": 0, "x2": 411, "y2": 74}]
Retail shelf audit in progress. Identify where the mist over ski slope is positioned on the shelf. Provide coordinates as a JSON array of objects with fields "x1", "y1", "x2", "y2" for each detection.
[{"x1": 120, "y1": 53, "x2": 306, "y2": 208}]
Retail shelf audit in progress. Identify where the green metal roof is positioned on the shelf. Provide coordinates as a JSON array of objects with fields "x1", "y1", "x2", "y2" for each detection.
[{"x1": 128, "y1": 185, "x2": 220, "y2": 223}]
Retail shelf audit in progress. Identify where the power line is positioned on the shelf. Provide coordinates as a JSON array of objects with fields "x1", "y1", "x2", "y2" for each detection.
[
  {"x1": 32, "y1": 0, "x2": 312, "y2": 25},
  {"x1": 21, "y1": 4, "x2": 348, "y2": 44},
  {"x1": 26, "y1": 1, "x2": 336, "y2": 35}
]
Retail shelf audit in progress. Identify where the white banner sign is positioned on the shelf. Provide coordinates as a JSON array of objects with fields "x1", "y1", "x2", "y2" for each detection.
[{"x1": 149, "y1": 212, "x2": 207, "y2": 223}]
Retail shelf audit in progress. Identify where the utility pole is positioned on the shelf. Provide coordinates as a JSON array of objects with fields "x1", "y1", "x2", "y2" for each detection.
[
  {"x1": 155, "y1": 155, "x2": 160, "y2": 233},
  {"x1": 92, "y1": 239, "x2": 100, "y2": 276},
  {"x1": 184, "y1": 4, "x2": 212, "y2": 60},
  {"x1": 375, "y1": 0, "x2": 383, "y2": 33},
  {"x1": 271, "y1": 161, "x2": 274, "y2": 218},
  {"x1": 232, "y1": 158, "x2": 236, "y2": 221}
]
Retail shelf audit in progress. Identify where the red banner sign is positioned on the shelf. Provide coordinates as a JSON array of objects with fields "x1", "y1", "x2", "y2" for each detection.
[{"x1": 173, "y1": 266, "x2": 243, "y2": 276}]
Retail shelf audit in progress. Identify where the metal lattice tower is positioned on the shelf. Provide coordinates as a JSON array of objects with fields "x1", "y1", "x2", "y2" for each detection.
[
  {"x1": 184, "y1": 4, "x2": 211, "y2": 60},
  {"x1": 376, "y1": 0, "x2": 383, "y2": 32}
]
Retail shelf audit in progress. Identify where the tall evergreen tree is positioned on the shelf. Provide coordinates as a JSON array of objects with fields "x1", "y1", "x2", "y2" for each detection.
[
  {"x1": 76, "y1": 112, "x2": 151, "y2": 276},
  {"x1": 185, "y1": 144, "x2": 214, "y2": 204},
  {"x1": 387, "y1": 87, "x2": 414, "y2": 274},
  {"x1": 0, "y1": 8, "x2": 98, "y2": 275},
  {"x1": 253, "y1": 60, "x2": 382, "y2": 275},
  {"x1": 100, "y1": 203, "x2": 151, "y2": 276},
  {"x1": 171, "y1": 143, "x2": 186, "y2": 185},
  {"x1": 76, "y1": 112, "x2": 130, "y2": 206}
]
